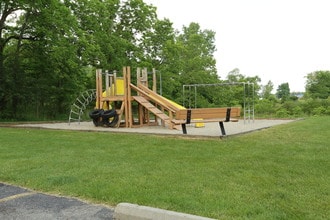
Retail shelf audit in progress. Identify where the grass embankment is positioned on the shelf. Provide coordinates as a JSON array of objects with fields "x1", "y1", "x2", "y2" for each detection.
[{"x1": 0, "y1": 117, "x2": 329, "y2": 219}]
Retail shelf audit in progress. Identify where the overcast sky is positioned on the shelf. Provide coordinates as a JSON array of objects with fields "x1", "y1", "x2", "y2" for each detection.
[{"x1": 144, "y1": 0, "x2": 330, "y2": 92}]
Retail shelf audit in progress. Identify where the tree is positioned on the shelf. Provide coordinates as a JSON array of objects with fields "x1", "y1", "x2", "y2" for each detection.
[
  {"x1": 114, "y1": 0, "x2": 157, "y2": 68},
  {"x1": 260, "y1": 80, "x2": 274, "y2": 100},
  {"x1": 0, "y1": 0, "x2": 31, "y2": 114},
  {"x1": 64, "y1": 0, "x2": 121, "y2": 69},
  {"x1": 141, "y1": 18, "x2": 181, "y2": 98},
  {"x1": 226, "y1": 68, "x2": 245, "y2": 82},
  {"x1": 16, "y1": 1, "x2": 88, "y2": 118},
  {"x1": 216, "y1": 68, "x2": 261, "y2": 107},
  {"x1": 276, "y1": 82, "x2": 290, "y2": 102},
  {"x1": 173, "y1": 22, "x2": 219, "y2": 107},
  {"x1": 305, "y1": 70, "x2": 330, "y2": 99},
  {"x1": 0, "y1": 0, "x2": 96, "y2": 118},
  {"x1": 176, "y1": 22, "x2": 218, "y2": 85},
  {"x1": 2, "y1": 0, "x2": 243, "y2": 119}
]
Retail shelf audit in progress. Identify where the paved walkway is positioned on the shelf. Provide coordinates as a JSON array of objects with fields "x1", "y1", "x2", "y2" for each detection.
[{"x1": 0, "y1": 183, "x2": 114, "y2": 220}]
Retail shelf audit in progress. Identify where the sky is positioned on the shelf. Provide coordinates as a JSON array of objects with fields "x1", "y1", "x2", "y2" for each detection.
[{"x1": 143, "y1": 0, "x2": 330, "y2": 92}]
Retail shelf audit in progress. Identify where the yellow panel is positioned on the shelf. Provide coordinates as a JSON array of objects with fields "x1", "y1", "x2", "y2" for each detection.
[{"x1": 114, "y1": 79, "x2": 125, "y2": 95}]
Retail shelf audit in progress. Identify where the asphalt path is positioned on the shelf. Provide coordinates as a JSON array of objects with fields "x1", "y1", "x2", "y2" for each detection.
[{"x1": 0, "y1": 183, "x2": 114, "y2": 220}]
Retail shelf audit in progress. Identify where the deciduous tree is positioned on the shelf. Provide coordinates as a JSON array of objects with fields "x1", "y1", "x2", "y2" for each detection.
[
  {"x1": 276, "y1": 82, "x2": 290, "y2": 102},
  {"x1": 305, "y1": 70, "x2": 330, "y2": 99}
]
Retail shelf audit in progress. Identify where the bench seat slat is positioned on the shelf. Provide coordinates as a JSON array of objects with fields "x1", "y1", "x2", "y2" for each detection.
[
  {"x1": 172, "y1": 118, "x2": 239, "y2": 125},
  {"x1": 175, "y1": 107, "x2": 241, "y2": 121}
]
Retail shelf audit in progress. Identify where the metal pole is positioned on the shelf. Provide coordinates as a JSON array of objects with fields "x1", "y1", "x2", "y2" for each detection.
[
  {"x1": 182, "y1": 85, "x2": 185, "y2": 107},
  {"x1": 194, "y1": 85, "x2": 197, "y2": 108},
  {"x1": 252, "y1": 83, "x2": 255, "y2": 122},
  {"x1": 243, "y1": 82, "x2": 246, "y2": 124},
  {"x1": 189, "y1": 86, "x2": 191, "y2": 108}
]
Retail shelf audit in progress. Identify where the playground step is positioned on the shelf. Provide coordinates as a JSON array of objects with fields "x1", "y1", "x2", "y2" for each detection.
[{"x1": 133, "y1": 96, "x2": 170, "y2": 122}]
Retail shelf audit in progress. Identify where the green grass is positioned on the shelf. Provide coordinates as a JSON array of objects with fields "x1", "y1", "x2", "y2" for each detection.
[{"x1": 0, "y1": 117, "x2": 329, "y2": 219}]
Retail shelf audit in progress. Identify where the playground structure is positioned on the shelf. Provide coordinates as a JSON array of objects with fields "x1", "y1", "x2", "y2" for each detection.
[
  {"x1": 86, "y1": 66, "x2": 241, "y2": 136},
  {"x1": 68, "y1": 89, "x2": 96, "y2": 124}
]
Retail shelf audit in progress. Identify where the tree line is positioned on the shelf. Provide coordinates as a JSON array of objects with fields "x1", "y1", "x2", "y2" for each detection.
[
  {"x1": 1, "y1": 0, "x2": 329, "y2": 121},
  {"x1": 257, "y1": 70, "x2": 330, "y2": 118}
]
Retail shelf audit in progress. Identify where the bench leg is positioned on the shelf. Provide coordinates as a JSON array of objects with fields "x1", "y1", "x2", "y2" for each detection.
[
  {"x1": 182, "y1": 124, "x2": 187, "y2": 134},
  {"x1": 219, "y1": 122, "x2": 226, "y2": 136}
]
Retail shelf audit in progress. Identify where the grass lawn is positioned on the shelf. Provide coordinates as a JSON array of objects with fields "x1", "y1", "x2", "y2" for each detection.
[{"x1": 0, "y1": 117, "x2": 329, "y2": 219}]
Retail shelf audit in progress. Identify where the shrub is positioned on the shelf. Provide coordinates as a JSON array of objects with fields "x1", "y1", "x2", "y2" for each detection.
[
  {"x1": 276, "y1": 108, "x2": 289, "y2": 118},
  {"x1": 292, "y1": 106, "x2": 304, "y2": 117},
  {"x1": 311, "y1": 106, "x2": 328, "y2": 116}
]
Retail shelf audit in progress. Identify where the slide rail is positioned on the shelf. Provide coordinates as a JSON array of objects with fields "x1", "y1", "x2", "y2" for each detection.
[{"x1": 130, "y1": 83, "x2": 182, "y2": 113}]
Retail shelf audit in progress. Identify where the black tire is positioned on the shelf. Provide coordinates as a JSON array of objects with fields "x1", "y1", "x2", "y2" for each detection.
[
  {"x1": 102, "y1": 109, "x2": 117, "y2": 119},
  {"x1": 102, "y1": 109, "x2": 119, "y2": 127},
  {"x1": 89, "y1": 109, "x2": 104, "y2": 119},
  {"x1": 89, "y1": 109, "x2": 104, "y2": 127},
  {"x1": 92, "y1": 118, "x2": 103, "y2": 127},
  {"x1": 107, "y1": 114, "x2": 119, "y2": 127}
]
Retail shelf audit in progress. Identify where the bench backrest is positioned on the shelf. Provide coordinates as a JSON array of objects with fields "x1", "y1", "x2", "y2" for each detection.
[{"x1": 175, "y1": 107, "x2": 241, "y2": 121}]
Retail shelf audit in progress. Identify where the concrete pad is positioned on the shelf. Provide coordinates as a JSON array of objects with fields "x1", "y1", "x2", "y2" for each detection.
[
  {"x1": 114, "y1": 203, "x2": 216, "y2": 220},
  {"x1": 15, "y1": 119, "x2": 296, "y2": 138}
]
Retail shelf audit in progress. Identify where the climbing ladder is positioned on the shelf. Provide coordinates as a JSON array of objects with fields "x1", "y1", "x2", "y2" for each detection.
[{"x1": 68, "y1": 89, "x2": 96, "y2": 124}]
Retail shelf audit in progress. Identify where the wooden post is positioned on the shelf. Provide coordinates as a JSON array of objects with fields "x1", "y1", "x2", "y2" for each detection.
[
  {"x1": 96, "y1": 69, "x2": 103, "y2": 109},
  {"x1": 127, "y1": 66, "x2": 133, "y2": 127},
  {"x1": 123, "y1": 66, "x2": 128, "y2": 128},
  {"x1": 143, "y1": 67, "x2": 148, "y2": 88},
  {"x1": 152, "y1": 68, "x2": 156, "y2": 92},
  {"x1": 95, "y1": 69, "x2": 99, "y2": 109},
  {"x1": 138, "y1": 104, "x2": 143, "y2": 126},
  {"x1": 113, "y1": 70, "x2": 117, "y2": 96},
  {"x1": 136, "y1": 67, "x2": 141, "y2": 87},
  {"x1": 105, "y1": 70, "x2": 111, "y2": 97}
]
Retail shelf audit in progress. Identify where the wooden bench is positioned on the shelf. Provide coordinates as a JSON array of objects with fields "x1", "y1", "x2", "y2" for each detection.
[{"x1": 172, "y1": 107, "x2": 241, "y2": 137}]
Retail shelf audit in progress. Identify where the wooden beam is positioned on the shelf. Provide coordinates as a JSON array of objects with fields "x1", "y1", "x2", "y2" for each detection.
[
  {"x1": 152, "y1": 68, "x2": 156, "y2": 92},
  {"x1": 123, "y1": 66, "x2": 129, "y2": 128},
  {"x1": 175, "y1": 107, "x2": 241, "y2": 120},
  {"x1": 127, "y1": 66, "x2": 133, "y2": 128}
]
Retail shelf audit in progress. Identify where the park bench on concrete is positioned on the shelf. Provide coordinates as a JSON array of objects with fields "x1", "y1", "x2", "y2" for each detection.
[{"x1": 173, "y1": 107, "x2": 241, "y2": 137}]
